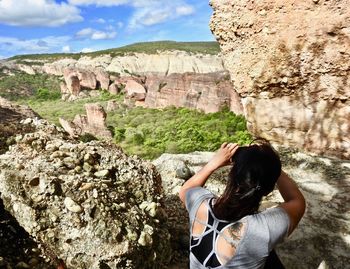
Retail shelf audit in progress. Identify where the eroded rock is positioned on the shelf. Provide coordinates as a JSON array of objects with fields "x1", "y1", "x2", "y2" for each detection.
[
  {"x1": 59, "y1": 103, "x2": 112, "y2": 139},
  {"x1": 145, "y1": 72, "x2": 243, "y2": 114},
  {"x1": 210, "y1": 0, "x2": 350, "y2": 158},
  {"x1": 0, "y1": 119, "x2": 171, "y2": 269}
]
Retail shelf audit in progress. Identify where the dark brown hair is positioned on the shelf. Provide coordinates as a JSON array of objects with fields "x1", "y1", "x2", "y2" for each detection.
[{"x1": 213, "y1": 139, "x2": 281, "y2": 221}]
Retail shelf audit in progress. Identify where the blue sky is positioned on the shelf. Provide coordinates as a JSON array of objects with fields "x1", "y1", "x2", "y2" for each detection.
[{"x1": 0, "y1": 0, "x2": 216, "y2": 58}]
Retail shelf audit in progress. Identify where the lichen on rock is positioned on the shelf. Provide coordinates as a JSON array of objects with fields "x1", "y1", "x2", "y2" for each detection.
[{"x1": 0, "y1": 118, "x2": 171, "y2": 269}]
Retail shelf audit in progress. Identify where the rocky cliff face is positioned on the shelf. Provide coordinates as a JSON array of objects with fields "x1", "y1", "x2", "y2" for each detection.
[
  {"x1": 38, "y1": 51, "x2": 225, "y2": 77},
  {"x1": 7, "y1": 51, "x2": 244, "y2": 114},
  {"x1": 145, "y1": 72, "x2": 243, "y2": 114},
  {"x1": 210, "y1": 0, "x2": 350, "y2": 159}
]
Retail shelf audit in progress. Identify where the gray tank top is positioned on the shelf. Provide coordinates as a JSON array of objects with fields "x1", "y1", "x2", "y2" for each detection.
[{"x1": 185, "y1": 187, "x2": 290, "y2": 269}]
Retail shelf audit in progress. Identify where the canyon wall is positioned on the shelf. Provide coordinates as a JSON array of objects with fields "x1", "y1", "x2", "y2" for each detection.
[
  {"x1": 145, "y1": 72, "x2": 243, "y2": 114},
  {"x1": 210, "y1": 0, "x2": 350, "y2": 159},
  {"x1": 8, "y1": 51, "x2": 243, "y2": 114},
  {"x1": 36, "y1": 51, "x2": 225, "y2": 77}
]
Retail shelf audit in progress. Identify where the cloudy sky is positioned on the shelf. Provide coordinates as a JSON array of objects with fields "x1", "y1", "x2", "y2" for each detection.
[{"x1": 0, "y1": 0, "x2": 215, "y2": 58}]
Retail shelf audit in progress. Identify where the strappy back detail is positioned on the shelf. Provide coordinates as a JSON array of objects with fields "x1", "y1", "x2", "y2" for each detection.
[{"x1": 190, "y1": 198, "x2": 247, "y2": 268}]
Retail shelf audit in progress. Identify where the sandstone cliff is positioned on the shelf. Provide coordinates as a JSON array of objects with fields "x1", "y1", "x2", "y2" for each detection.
[
  {"x1": 6, "y1": 50, "x2": 245, "y2": 114},
  {"x1": 210, "y1": 0, "x2": 350, "y2": 159},
  {"x1": 145, "y1": 72, "x2": 243, "y2": 114},
  {"x1": 34, "y1": 51, "x2": 225, "y2": 77}
]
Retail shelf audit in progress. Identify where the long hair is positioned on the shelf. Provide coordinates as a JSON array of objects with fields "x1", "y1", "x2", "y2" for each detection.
[{"x1": 213, "y1": 140, "x2": 281, "y2": 221}]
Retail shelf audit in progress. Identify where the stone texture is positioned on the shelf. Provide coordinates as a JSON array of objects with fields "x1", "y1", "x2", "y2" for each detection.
[
  {"x1": 63, "y1": 68, "x2": 96, "y2": 91},
  {"x1": 153, "y1": 150, "x2": 350, "y2": 269},
  {"x1": 145, "y1": 72, "x2": 243, "y2": 114},
  {"x1": 0, "y1": 97, "x2": 39, "y2": 154},
  {"x1": 108, "y1": 82, "x2": 120, "y2": 95},
  {"x1": 15, "y1": 64, "x2": 35, "y2": 75},
  {"x1": 0, "y1": 118, "x2": 171, "y2": 269},
  {"x1": 36, "y1": 51, "x2": 224, "y2": 77},
  {"x1": 60, "y1": 103, "x2": 112, "y2": 139},
  {"x1": 95, "y1": 68, "x2": 110, "y2": 90},
  {"x1": 63, "y1": 75, "x2": 80, "y2": 96},
  {"x1": 105, "y1": 51, "x2": 225, "y2": 76},
  {"x1": 210, "y1": 0, "x2": 350, "y2": 158},
  {"x1": 125, "y1": 80, "x2": 147, "y2": 101}
]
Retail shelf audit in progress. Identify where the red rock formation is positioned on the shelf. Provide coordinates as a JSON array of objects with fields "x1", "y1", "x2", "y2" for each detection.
[
  {"x1": 64, "y1": 74, "x2": 80, "y2": 96},
  {"x1": 125, "y1": 80, "x2": 147, "y2": 101},
  {"x1": 144, "y1": 72, "x2": 243, "y2": 114},
  {"x1": 95, "y1": 68, "x2": 110, "y2": 90},
  {"x1": 108, "y1": 83, "x2": 120, "y2": 95},
  {"x1": 59, "y1": 103, "x2": 112, "y2": 139}
]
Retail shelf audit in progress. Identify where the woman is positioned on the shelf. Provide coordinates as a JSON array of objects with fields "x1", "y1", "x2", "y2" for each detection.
[{"x1": 179, "y1": 141, "x2": 305, "y2": 269}]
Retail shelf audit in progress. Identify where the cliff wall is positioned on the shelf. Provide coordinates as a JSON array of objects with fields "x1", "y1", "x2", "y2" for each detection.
[
  {"x1": 36, "y1": 51, "x2": 225, "y2": 77},
  {"x1": 210, "y1": 0, "x2": 350, "y2": 159}
]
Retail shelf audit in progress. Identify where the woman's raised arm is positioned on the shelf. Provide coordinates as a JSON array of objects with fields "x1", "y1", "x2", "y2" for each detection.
[
  {"x1": 178, "y1": 142, "x2": 238, "y2": 205},
  {"x1": 277, "y1": 171, "x2": 306, "y2": 235}
]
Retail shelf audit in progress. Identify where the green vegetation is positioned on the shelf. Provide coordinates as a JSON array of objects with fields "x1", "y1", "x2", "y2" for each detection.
[
  {"x1": 24, "y1": 93, "x2": 251, "y2": 159},
  {"x1": 0, "y1": 72, "x2": 61, "y2": 101},
  {"x1": 26, "y1": 91, "x2": 123, "y2": 125},
  {"x1": 107, "y1": 106, "x2": 252, "y2": 159},
  {"x1": 9, "y1": 41, "x2": 220, "y2": 62}
]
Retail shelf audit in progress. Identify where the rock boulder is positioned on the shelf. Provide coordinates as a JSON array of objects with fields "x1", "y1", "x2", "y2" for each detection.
[
  {"x1": 125, "y1": 80, "x2": 147, "y2": 101},
  {"x1": 59, "y1": 103, "x2": 112, "y2": 139},
  {"x1": 210, "y1": 0, "x2": 350, "y2": 158},
  {"x1": 0, "y1": 119, "x2": 171, "y2": 269}
]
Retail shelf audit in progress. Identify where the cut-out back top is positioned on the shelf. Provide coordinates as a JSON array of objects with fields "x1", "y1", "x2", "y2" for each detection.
[{"x1": 185, "y1": 187, "x2": 290, "y2": 269}]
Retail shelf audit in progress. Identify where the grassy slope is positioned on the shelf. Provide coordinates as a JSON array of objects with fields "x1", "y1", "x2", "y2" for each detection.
[
  {"x1": 8, "y1": 41, "x2": 221, "y2": 63},
  {"x1": 0, "y1": 72, "x2": 61, "y2": 101}
]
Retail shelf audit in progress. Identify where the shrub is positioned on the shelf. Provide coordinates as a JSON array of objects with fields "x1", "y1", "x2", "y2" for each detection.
[
  {"x1": 35, "y1": 88, "x2": 61, "y2": 101},
  {"x1": 110, "y1": 106, "x2": 252, "y2": 159},
  {"x1": 79, "y1": 133, "x2": 98, "y2": 143}
]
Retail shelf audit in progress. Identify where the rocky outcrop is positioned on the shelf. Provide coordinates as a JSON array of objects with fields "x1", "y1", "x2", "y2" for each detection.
[
  {"x1": 210, "y1": 0, "x2": 350, "y2": 158},
  {"x1": 145, "y1": 72, "x2": 243, "y2": 114},
  {"x1": 59, "y1": 103, "x2": 112, "y2": 139},
  {"x1": 60, "y1": 67, "x2": 112, "y2": 100},
  {"x1": 0, "y1": 97, "x2": 39, "y2": 154},
  {"x1": 35, "y1": 51, "x2": 225, "y2": 77},
  {"x1": 154, "y1": 150, "x2": 350, "y2": 269},
  {"x1": 0, "y1": 118, "x2": 171, "y2": 269},
  {"x1": 125, "y1": 80, "x2": 147, "y2": 101}
]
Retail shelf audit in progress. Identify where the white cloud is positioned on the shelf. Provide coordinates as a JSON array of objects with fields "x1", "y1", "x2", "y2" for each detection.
[
  {"x1": 69, "y1": 0, "x2": 130, "y2": 6},
  {"x1": 76, "y1": 28, "x2": 117, "y2": 40},
  {"x1": 68, "y1": 0, "x2": 195, "y2": 28},
  {"x1": 0, "y1": 0, "x2": 83, "y2": 27},
  {"x1": 0, "y1": 35, "x2": 71, "y2": 55},
  {"x1": 91, "y1": 31, "x2": 116, "y2": 40},
  {"x1": 95, "y1": 18, "x2": 106, "y2": 24},
  {"x1": 76, "y1": 28, "x2": 94, "y2": 38},
  {"x1": 176, "y1": 5, "x2": 194, "y2": 16},
  {"x1": 62, "y1": 45, "x2": 71, "y2": 53},
  {"x1": 129, "y1": 3, "x2": 195, "y2": 28},
  {"x1": 81, "y1": 48, "x2": 95, "y2": 53}
]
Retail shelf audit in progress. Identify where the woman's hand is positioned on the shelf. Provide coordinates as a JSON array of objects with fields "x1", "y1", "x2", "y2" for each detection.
[
  {"x1": 178, "y1": 142, "x2": 239, "y2": 204},
  {"x1": 206, "y1": 142, "x2": 239, "y2": 171}
]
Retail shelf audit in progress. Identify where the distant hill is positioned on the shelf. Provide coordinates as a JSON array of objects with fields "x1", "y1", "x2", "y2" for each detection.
[{"x1": 9, "y1": 41, "x2": 221, "y2": 63}]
